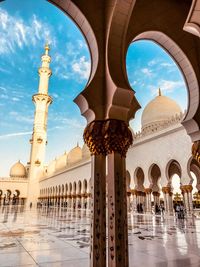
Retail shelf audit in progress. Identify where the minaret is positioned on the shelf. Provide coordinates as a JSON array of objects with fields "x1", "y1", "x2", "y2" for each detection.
[
  {"x1": 29, "y1": 44, "x2": 52, "y2": 168},
  {"x1": 27, "y1": 44, "x2": 53, "y2": 206}
]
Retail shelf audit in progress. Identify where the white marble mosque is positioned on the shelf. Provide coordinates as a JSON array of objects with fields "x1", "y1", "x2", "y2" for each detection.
[
  {"x1": 0, "y1": 45, "x2": 200, "y2": 267},
  {"x1": 0, "y1": 46, "x2": 199, "y2": 216}
]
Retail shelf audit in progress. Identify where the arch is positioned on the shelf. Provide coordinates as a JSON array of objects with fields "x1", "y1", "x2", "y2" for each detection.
[
  {"x1": 69, "y1": 182, "x2": 72, "y2": 194},
  {"x1": 134, "y1": 167, "x2": 145, "y2": 191},
  {"x1": 78, "y1": 180, "x2": 82, "y2": 194},
  {"x1": 62, "y1": 184, "x2": 64, "y2": 194},
  {"x1": 65, "y1": 183, "x2": 68, "y2": 194},
  {"x1": 7, "y1": 189, "x2": 11, "y2": 197},
  {"x1": 166, "y1": 160, "x2": 182, "y2": 181},
  {"x1": 49, "y1": 0, "x2": 97, "y2": 86},
  {"x1": 83, "y1": 179, "x2": 87, "y2": 193},
  {"x1": 189, "y1": 157, "x2": 200, "y2": 191},
  {"x1": 148, "y1": 164, "x2": 161, "y2": 192},
  {"x1": 73, "y1": 182, "x2": 76, "y2": 194},
  {"x1": 132, "y1": 31, "x2": 199, "y2": 140},
  {"x1": 15, "y1": 190, "x2": 20, "y2": 197}
]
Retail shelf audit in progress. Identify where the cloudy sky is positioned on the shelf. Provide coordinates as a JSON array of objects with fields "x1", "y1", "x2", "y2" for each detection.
[{"x1": 0, "y1": 0, "x2": 187, "y2": 176}]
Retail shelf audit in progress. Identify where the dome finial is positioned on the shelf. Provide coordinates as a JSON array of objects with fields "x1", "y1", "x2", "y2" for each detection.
[{"x1": 158, "y1": 88, "x2": 162, "y2": 96}]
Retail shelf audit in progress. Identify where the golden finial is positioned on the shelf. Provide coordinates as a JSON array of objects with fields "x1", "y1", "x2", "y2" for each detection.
[
  {"x1": 44, "y1": 43, "x2": 50, "y2": 55},
  {"x1": 158, "y1": 88, "x2": 161, "y2": 96}
]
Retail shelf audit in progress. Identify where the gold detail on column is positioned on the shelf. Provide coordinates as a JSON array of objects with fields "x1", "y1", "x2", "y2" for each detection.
[
  {"x1": 192, "y1": 141, "x2": 200, "y2": 162},
  {"x1": 162, "y1": 187, "x2": 171, "y2": 194},
  {"x1": 84, "y1": 119, "x2": 133, "y2": 157},
  {"x1": 145, "y1": 188, "x2": 152, "y2": 194},
  {"x1": 180, "y1": 185, "x2": 193, "y2": 193}
]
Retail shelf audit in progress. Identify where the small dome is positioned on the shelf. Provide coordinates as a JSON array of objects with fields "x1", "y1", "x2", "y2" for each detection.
[
  {"x1": 82, "y1": 144, "x2": 90, "y2": 159},
  {"x1": 141, "y1": 89, "x2": 182, "y2": 131},
  {"x1": 67, "y1": 144, "x2": 82, "y2": 165},
  {"x1": 10, "y1": 161, "x2": 26, "y2": 178},
  {"x1": 55, "y1": 152, "x2": 67, "y2": 171}
]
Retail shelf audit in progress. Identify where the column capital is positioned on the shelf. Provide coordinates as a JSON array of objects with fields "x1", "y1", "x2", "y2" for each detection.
[
  {"x1": 162, "y1": 186, "x2": 171, "y2": 194},
  {"x1": 192, "y1": 141, "x2": 200, "y2": 163},
  {"x1": 84, "y1": 119, "x2": 133, "y2": 157},
  {"x1": 152, "y1": 191, "x2": 160, "y2": 197},
  {"x1": 131, "y1": 189, "x2": 138, "y2": 195},
  {"x1": 145, "y1": 188, "x2": 152, "y2": 194},
  {"x1": 180, "y1": 184, "x2": 193, "y2": 193}
]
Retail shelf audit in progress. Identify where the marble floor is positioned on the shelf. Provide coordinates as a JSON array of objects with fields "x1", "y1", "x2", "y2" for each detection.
[{"x1": 0, "y1": 206, "x2": 199, "y2": 266}]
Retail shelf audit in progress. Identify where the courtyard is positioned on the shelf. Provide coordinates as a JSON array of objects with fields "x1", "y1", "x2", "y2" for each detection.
[{"x1": 0, "y1": 207, "x2": 199, "y2": 267}]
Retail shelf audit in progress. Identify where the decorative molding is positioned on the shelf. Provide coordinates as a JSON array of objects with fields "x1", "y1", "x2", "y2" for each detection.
[{"x1": 84, "y1": 119, "x2": 132, "y2": 157}]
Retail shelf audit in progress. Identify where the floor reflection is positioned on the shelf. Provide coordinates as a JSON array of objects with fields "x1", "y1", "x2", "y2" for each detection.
[{"x1": 0, "y1": 207, "x2": 199, "y2": 266}]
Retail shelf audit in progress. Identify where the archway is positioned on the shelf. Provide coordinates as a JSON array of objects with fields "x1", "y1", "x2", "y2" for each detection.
[
  {"x1": 166, "y1": 160, "x2": 182, "y2": 213},
  {"x1": 149, "y1": 164, "x2": 161, "y2": 212}
]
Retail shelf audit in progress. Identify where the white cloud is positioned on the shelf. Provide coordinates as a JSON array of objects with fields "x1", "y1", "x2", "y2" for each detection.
[
  {"x1": 0, "y1": 8, "x2": 56, "y2": 55},
  {"x1": 0, "y1": 94, "x2": 8, "y2": 99},
  {"x1": 72, "y1": 56, "x2": 90, "y2": 80},
  {"x1": 12, "y1": 97, "x2": 20, "y2": 102},
  {"x1": 148, "y1": 59, "x2": 158, "y2": 66},
  {"x1": 150, "y1": 79, "x2": 185, "y2": 95},
  {"x1": 0, "y1": 86, "x2": 7, "y2": 92},
  {"x1": 0, "y1": 131, "x2": 32, "y2": 140},
  {"x1": 141, "y1": 68, "x2": 152, "y2": 77},
  {"x1": 160, "y1": 62, "x2": 174, "y2": 67},
  {"x1": 9, "y1": 111, "x2": 33, "y2": 123}
]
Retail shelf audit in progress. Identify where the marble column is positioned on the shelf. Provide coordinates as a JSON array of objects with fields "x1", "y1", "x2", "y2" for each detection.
[
  {"x1": 84, "y1": 119, "x2": 132, "y2": 267},
  {"x1": 131, "y1": 190, "x2": 137, "y2": 213},
  {"x1": 83, "y1": 120, "x2": 107, "y2": 267},
  {"x1": 90, "y1": 154, "x2": 106, "y2": 267},
  {"x1": 153, "y1": 192, "x2": 160, "y2": 207},
  {"x1": 181, "y1": 185, "x2": 193, "y2": 215},
  {"x1": 162, "y1": 187, "x2": 171, "y2": 214},
  {"x1": 105, "y1": 119, "x2": 132, "y2": 267},
  {"x1": 68, "y1": 195, "x2": 72, "y2": 209},
  {"x1": 107, "y1": 153, "x2": 128, "y2": 267},
  {"x1": 187, "y1": 185, "x2": 193, "y2": 213},
  {"x1": 145, "y1": 188, "x2": 152, "y2": 213},
  {"x1": 127, "y1": 191, "x2": 131, "y2": 211}
]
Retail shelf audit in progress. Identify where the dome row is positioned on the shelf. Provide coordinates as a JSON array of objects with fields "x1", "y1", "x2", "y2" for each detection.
[{"x1": 46, "y1": 144, "x2": 90, "y2": 175}]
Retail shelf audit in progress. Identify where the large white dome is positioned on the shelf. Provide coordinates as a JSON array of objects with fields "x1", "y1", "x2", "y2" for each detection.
[
  {"x1": 10, "y1": 161, "x2": 26, "y2": 178},
  {"x1": 141, "y1": 90, "x2": 182, "y2": 131}
]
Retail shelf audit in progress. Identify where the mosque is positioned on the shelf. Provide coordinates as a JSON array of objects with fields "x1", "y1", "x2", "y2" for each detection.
[{"x1": 0, "y1": 45, "x2": 199, "y2": 215}]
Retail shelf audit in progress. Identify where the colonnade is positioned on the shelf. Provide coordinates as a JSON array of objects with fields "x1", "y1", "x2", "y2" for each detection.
[
  {"x1": 129, "y1": 185, "x2": 194, "y2": 215},
  {"x1": 0, "y1": 190, "x2": 25, "y2": 206},
  {"x1": 39, "y1": 192, "x2": 91, "y2": 209}
]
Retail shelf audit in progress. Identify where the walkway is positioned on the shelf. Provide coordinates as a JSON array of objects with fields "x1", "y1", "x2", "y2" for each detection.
[{"x1": 0, "y1": 206, "x2": 199, "y2": 266}]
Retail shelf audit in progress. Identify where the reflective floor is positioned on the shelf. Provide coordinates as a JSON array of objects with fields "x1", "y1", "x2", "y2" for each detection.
[{"x1": 0, "y1": 206, "x2": 200, "y2": 266}]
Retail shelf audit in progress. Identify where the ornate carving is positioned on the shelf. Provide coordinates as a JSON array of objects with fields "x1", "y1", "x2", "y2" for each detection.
[
  {"x1": 192, "y1": 141, "x2": 200, "y2": 162},
  {"x1": 84, "y1": 119, "x2": 133, "y2": 157},
  {"x1": 162, "y1": 187, "x2": 171, "y2": 194},
  {"x1": 104, "y1": 119, "x2": 133, "y2": 157},
  {"x1": 152, "y1": 191, "x2": 160, "y2": 197},
  {"x1": 84, "y1": 121, "x2": 106, "y2": 155},
  {"x1": 131, "y1": 189, "x2": 138, "y2": 195},
  {"x1": 180, "y1": 185, "x2": 193, "y2": 193},
  {"x1": 145, "y1": 188, "x2": 152, "y2": 194}
]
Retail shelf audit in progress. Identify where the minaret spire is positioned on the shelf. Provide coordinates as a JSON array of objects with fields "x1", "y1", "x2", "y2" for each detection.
[
  {"x1": 27, "y1": 44, "x2": 53, "y2": 207},
  {"x1": 158, "y1": 88, "x2": 162, "y2": 96},
  {"x1": 29, "y1": 44, "x2": 53, "y2": 171}
]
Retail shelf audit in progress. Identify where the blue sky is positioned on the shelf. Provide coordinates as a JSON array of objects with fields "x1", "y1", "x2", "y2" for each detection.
[{"x1": 0, "y1": 0, "x2": 187, "y2": 176}]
